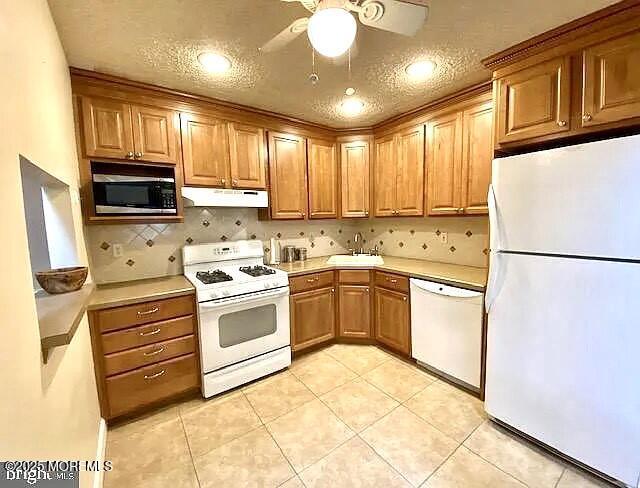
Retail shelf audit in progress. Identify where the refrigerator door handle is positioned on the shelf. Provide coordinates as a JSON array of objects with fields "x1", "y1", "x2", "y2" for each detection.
[
  {"x1": 485, "y1": 251, "x2": 502, "y2": 313},
  {"x1": 488, "y1": 183, "x2": 501, "y2": 252}
]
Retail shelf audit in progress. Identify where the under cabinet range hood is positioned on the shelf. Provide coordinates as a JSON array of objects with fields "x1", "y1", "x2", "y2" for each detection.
[{"x1": 182, "y1": 187, "x2": 268, "y2": 208}]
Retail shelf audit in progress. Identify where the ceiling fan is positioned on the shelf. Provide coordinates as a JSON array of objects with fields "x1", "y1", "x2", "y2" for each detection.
[{"x1": 260, "y1": 0, "x2": 429, "y2": 58}]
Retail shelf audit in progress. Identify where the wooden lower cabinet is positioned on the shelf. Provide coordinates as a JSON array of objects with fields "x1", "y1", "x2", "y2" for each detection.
[
  {"x1": 290, "y1": 286, "x2": 336, "y2": 352},
  {"x1": 89, "y1": 293, "x2": 200, "y2": 421},
  {"x1": 338, "y1": 285, "x2": 371, "y2": 339},
  {"x1": 374, "y1": 286, "x2": 410, "y2": 355}
]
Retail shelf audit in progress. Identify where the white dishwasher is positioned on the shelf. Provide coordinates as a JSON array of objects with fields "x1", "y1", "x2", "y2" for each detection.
[{"x1": 410, "y1": 278, "x2": 484, "y2": 390}]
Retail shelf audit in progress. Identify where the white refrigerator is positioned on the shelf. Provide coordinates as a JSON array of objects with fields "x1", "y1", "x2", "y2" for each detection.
[{"x1": 485, "y1": 134, "x2": 640, "y2": 488}]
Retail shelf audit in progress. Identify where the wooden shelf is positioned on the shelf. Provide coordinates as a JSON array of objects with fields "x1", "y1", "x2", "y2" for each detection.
[{"x1": 36, "y1": 283, "x2": 95, "y2": 363}]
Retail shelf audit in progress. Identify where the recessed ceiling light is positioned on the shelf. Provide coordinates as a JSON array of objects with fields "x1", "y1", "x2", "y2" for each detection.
[
  {"x1": 198, "y1": 52, "x2": 231, "y2": 74},
  {"x1": 405, "y1": 60, "x2": 436, "y2": 80},
  {"x1": 341, "y1": 97, "x2": 364, "y2": 117},
  {"x1": 345, "y1": 87, "x2": 356, "y2": 96}
]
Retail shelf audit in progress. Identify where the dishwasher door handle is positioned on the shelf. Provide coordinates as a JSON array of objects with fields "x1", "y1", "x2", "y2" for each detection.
[{"x1": 409, "y1": 278, "x2": 483, "y2": 299}]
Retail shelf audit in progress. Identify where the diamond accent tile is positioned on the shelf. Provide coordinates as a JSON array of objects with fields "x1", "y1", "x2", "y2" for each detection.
[
  {"x1": 398, "y1": 242, "x2": 404, "y2": 247},
  {"x1": 422, "y1": 243, "x2": 428, "y2": 250},
  {"x1": 410, "y1": 229, "x2": 415, "y2": 235},
  {"x1": 330, "y1": 241, "x2": 334, "y2": 246},
  {"x1": 435, "y1": 229, "x2": 441, "y2": 236},
  {"x1": 299, "y1": 232, "x2": 304, "y2": 236},
  {"x1": 338, "y1": 229, "x2": 342, "y2": 233},
  {"x1": 221, "y1": 235, "x2": 228, "y2": 241},
  {"x1": 277, "y1": 233, "x2": 282, "y2": 238},
  {"x1": 483, "y1": 248, "x2": 489, "y2": 255},
  {"x1": 450, "y1": 246, "x2": 456, "y2": 252},
  {"x1": 126, "y1": 259, "x2": 135, "y2": 266},
  {"x1": 186, "y1": 237, "x2": 194, "y2": 244},
  {"x1": 389, "y1": 229, "x2": 394, "y2": 234},
  {"x1": 202, "y1": 220, "x2": 210, "y2": 227},
  {"x1": 100, "y1": 241, "x2": 110, "y2": 251},
  {"x1": 466, "y1": 230, "x2": 473, "y2": 237},
  {"x1": 235, "y1": 220, "x2": 242, "y2": 226},
  {"x1": 250, "y1": 234, "x2": 257, "y2": 239},
  {"x1": 146, "y1": 239, "x2": 154, "y2": 247},
  {"x1": 168, "y1": 255, "x2": 176, "y2": 262},
  {"x1": 310, "y1": 242, "x2": 316, "y2": 248}
]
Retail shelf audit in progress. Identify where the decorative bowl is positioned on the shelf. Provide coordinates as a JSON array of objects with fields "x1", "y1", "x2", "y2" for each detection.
[{"x1": 35, "y1": 266, "x2": 88, "y2": 294}]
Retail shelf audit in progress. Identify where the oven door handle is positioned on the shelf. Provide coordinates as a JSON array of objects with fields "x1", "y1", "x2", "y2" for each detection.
[{"x1": 199, "y1": 287, "x2": 290, "y2": 309}]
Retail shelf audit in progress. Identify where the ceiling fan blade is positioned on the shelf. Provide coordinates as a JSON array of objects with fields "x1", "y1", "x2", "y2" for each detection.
[
  {"x1": 259, "y1": 17, "x2": 309, "y2": 53},
  {"x1": 358, "y1": 0, "x2": 428, "y2": 36},
  {"x1": 392, "y1": 0, "x2": 428, "y2": 6},
  {"x1": 280, "y1": 0, "x2": 317, "y2": 13}
]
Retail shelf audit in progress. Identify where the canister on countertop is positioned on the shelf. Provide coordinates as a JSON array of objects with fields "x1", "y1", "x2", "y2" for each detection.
[
  {"x1": 282, "y1": 245, "x2": 296, "y2": 263},
  {"x1": 295, "y1": 247, "x2": 308, "y2": 261}
]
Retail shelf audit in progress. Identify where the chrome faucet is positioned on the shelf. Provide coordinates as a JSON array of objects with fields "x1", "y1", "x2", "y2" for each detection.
[{"x1": 353, "y1": 232, "x2": 364, "y2": 255}]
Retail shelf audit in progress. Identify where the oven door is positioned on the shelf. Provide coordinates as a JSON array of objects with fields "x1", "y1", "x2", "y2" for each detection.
[{"x1": 198, "y1": 287, "x2": 290, "y2": 373}]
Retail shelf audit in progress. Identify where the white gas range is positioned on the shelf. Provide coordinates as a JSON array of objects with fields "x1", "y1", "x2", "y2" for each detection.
[{"x1": 182, "y1": 240, "x2": 291, "y2": 398}]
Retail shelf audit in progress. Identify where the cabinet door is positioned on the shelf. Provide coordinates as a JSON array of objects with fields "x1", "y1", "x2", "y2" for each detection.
[
  {"x1": 307, "y1": 138, "x2": 338, "y2": 219},
  {"x1": 373, "y1": 135, "x2": 397, "y2": 217},
  {"x1": 180, "y1": 113, "x2": 230, "y2": 187},
  {"x1": 374, "y1": 287, "x2": 410, "y2": 355},
  {"x1": 131, "y1": 105, "x2": 179, "y2": 164},
  {"x1": 461, "y1": 102, "x2": 493, "y2": 214},
  {"x1": 396, "y1": 125, "x2": 425, "y2": 216},
  {"x1": 496, "y1": 56, "x2": 571, "y2": 144},
  {"x1": 228, "y1": 123, "x2": 267, "y2": 189},
  {"x1": 268, "y1": 131, "x2": 308, "y2": 219},
  {"x1": 81, "y1": 97, "x2": 134, "y2": 159},
  {"x1": 340, "y1": 141, "x2": 370, "y2": 218},
  {"x1": 290, "y1": 287, "x2": 335, "y2": 352},
  {"x1": 338, "y1": 285, "x2": 371, "y2": 339},
  {"x1": 427, "y1": 112, "x2": 463, "y2": 216},
  {"x1": 582, "y1": 31, "x2": 640, "y2": 128}
]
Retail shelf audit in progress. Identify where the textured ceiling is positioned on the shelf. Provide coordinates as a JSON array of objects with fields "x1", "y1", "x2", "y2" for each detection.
[{"x1": 48, "y1": 0, "x2": 617, "y2": 128}]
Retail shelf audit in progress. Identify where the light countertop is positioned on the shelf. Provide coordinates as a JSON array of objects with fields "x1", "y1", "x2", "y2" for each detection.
[
  {"x1": 273, "y1": 256, "x2": 487, "y2": 291},
  {"x1": 88, "y1": 275, "x2": 195, "y2": 311}
]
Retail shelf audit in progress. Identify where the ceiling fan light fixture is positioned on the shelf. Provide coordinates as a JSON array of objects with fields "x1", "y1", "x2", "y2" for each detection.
[
  {"x1": 307, "y1": 6, "x2": 357, "y2": 58},
  {"x1": 198, "y1": 52, "x2": 231, "y2": 74},
  {"x1": 341, "y1": 97, "x2": 364, "y2": 117},
  {"x1": 405, "y1": 60, "x2": 436, "y2": 81}
]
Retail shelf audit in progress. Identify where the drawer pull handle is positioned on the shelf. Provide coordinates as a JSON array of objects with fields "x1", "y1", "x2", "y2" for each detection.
[
  {"x1": 139, "y1": 327, "x2": 161, "y2": 337},
  {"x1": 144, "y1": 369, "x2": 166, "y2": 380},
  {"x1": 386, "y1": 278, "x2": 398, "y2": 284},
  {"x1": 306, "y1": 278, "x2": 315, "y2": 283},
  {"x1": 137, "y1": 307, "x2": 159, "y2": 316},
  {"x1": 143, "y1": 346, "x2": 165, "y2": 357}
]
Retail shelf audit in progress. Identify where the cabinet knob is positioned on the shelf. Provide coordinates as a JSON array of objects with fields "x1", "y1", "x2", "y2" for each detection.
[
  {"x1": 220, "y1": 178, "x2": 226, "y2": 186},
  {"x1": 365, "y1": 287, "x2": 369, "y2": 292},
  {"x1": 331, "y1": 288, "x2": 335, "y2": 293},
  {"x1": 232, "y1": 179, "x2": 238, "y2": 186},
  {"x1": 557, "y1": 120, "x2": 567, "y2": 127},
  {"x1": 125, "y1": 151, "x2": 134, "y2": 159},
  {"x1": 582, "y1": 114, "x2": 592, "y2": 122},
  {"x1": 457, "y1": 207, "x2": 464, "y2": 213},
  {"x1": 365, "y1": 211, "x2": 369, "y2": 216},
  {"x1": 134, "y1": 151, "x2": 143, "y2": 158},
  {"x1": 403, "y1": 296, "x2": 407, "y2": 301},
  {"x1": 302, "y1": 212, "x2": 306, "y2": 218}
]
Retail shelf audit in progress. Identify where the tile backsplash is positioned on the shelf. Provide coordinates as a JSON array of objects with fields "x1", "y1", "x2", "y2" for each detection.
[{"x1": 86, "y1": 208, "x2": 488, "y2": 284}]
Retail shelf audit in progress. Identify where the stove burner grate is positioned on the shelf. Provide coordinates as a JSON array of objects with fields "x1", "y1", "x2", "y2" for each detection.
[
  {"x1": 239, "y1": 265, "x2": 277, "y2": 277},
  {"x1": 196, "y1": 270, "x2": 233, "y2": 284}
]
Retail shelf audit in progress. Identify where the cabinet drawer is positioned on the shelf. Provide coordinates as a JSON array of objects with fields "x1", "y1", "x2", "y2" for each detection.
[
  {"x1": 104, "y1": 335, "x2": 196, "y2": 377},
  {"x1": 337, "y1": 270, "x2": 370, "y2": 284},
  {"x1": 106, "y1": 353, "x2": 199, "y2": 418},
  {"x1": 374, "y1": 272, "x2": 409, "y2": 293},
  {"x1": 289, "y1": 271, "x2": 334, "y2": 294},
  {"x1": 96, "y1": 295, "x2": 195, "y2": 333},
  {"x1": 101, "y1": 315, "x2": 195, "y2": 354}
]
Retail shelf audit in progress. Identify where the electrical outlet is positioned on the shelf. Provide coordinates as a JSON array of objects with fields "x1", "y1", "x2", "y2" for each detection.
[
  {"x1": 439, "y1": 232, "x2": 448, "y2": 244},
  {"x1": 112, "y1": 243, "x2": 123, "y2": 258}
]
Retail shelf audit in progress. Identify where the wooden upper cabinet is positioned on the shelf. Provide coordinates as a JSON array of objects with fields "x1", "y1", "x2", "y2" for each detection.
[
  {"x1": 395, "y1": 125, "x2": 425, "y2": 216},
  {"x1": 307, "y1": 138, "x2": 338, "y2": 219},
  {"x1": 427, "y1": 112, "x2": 463, "y2": 215},
  {"x1": 180, "y1": 113, "x2": 230, "y2": 187},
  {"x1": 340, "y1": 140, "x2": 370, "y2": 218},
  {"x1": 338, "y1": 285, "x2": 371, "y2": 339},
  {"x1": 268, "y1": 131, "x2": 307, "y2": 219},
  {"x1": 81, "y1": 96, "x2": 134, "y2": 159},
  {"x1": 131, "y1": 105, "x2": 178, "y2": 164},
  {"x1": 461, "y1": 102, "x2": 493, "y2": 214},
  {"x1": 496, "y1": 56, "x2": 571, "y2": 144},
  {"x1": 582, "y1": 31, "x2": 640, "y2": 128},
  {"x1": 373, "y1": 135, "x2": 397, "y2": 217},
  {"x1": 290, "y1": 287, "x2": 335, "y2": 352},
  {"x1": 374, "y1": 287, "x2": 410, "y2": 355},
  {"x1": 228, "y1": 123, "x2": 267, "y2": 189}
]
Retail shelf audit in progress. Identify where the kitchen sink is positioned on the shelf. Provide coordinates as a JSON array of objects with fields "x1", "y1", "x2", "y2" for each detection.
[{"x1": 327, "y1": 254, "x2": 384, "y2": 266}]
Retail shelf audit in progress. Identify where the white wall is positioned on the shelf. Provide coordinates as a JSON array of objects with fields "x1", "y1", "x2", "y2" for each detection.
[{"x1": 0, "y1": 1, "x2": 101, "y2": 486}]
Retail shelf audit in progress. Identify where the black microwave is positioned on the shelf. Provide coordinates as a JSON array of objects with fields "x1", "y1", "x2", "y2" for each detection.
[{"x1": 92, "y1": 171, "x2": 177, "y2": 215}]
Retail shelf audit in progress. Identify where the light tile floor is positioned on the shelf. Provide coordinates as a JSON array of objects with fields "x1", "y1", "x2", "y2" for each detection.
[{"x1": 104, "y1": 344, "x2": 612, "y2": 488}]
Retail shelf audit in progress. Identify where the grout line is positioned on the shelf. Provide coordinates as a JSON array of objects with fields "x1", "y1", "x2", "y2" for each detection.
[
  {"x1": 265, "y1": 425, "x2": 303, "y2": 486},
  {"x1": 554, "y1": 468, "x2": 566, "y2": 488},
  {"x1": 177, "y1": 411, "x2": 203, "y2": 488},
  {"x1": 356, "y1": 432, "x2": 415, "y2": 487}
]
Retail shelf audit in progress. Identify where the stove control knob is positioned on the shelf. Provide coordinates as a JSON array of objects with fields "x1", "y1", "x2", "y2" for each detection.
[
  {"x1": 264, "y1": 282, "x2": 270, "y2": 289},
  {"x1": 209, "y1": 292, "x2": 218, "y2": 299},
  {"x1": 223, "y1": 290, "x2": 230, "y2": 297}
]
